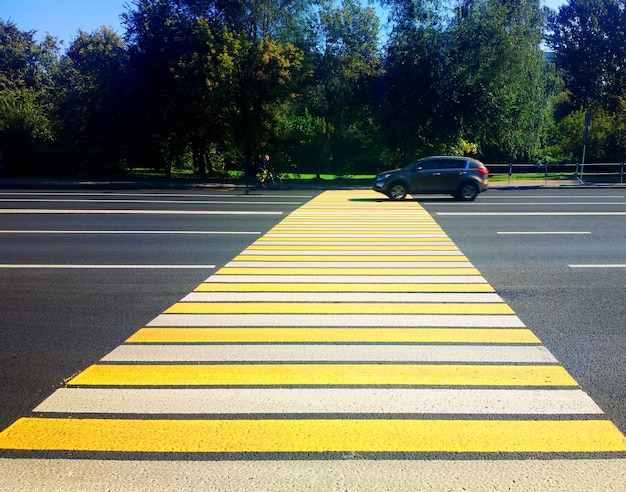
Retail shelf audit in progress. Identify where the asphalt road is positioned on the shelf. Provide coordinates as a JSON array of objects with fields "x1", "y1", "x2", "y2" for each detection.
[
  {"x1": 418, "y1": 187, "x2": 626, "y2": 434},
  {"x1": 0, "y1": 187, "x2": 315, "y2": 431},
  {"x1": 0, "y1": 184, "x2": 624, "y2": 489},
  {"x1": 1, "y1": 185, "x2": 624, "y2": 435}
]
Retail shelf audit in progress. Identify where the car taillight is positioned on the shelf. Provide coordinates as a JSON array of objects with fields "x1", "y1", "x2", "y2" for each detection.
[{"x1": 476, "y1": 167, "x2": 489, "y2": 175}]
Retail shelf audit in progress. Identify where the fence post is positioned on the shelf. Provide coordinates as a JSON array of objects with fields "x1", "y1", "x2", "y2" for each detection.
[
  {"x1": 508, "y1": 163, "x2": 512, "y2": 186},
  {"x1": 621, "y1": 162, "x2": 624, "y2": 184},
  {"x1": 544, "y1": 163, "x2": 549, "y2": 186}
]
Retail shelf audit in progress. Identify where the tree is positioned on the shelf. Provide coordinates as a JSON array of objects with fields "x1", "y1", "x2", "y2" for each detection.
[
  {"x1": 547, "y1": 0, "x2": 626, "y2": 111},
  {"x1": 307, "y1": 0, "x2": 381, "y2": 176},
  {"x1": 53, "y1": 28, "x2": 131, "y2": 172},
  {"x1": 0, "y1": 20, "x2": 58, "y2": 173},
  {"x1": 380, "y1": 0, "x2": 456, "y2": 164},
  {"x1": 452, "y1": 0, "x2": 553, "y2": 161}
]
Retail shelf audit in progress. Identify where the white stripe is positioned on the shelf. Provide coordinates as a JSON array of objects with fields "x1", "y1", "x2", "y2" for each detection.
[
  {"x1": 147, "y1": 314, "x2": 525, "y2": 327},
  {"x1": 205, "y1": 275, "x2": 487, "y2": 283},
  {"x1": 497, "y1": 231, "x2": 591, "y2": 235},
  {"x1": 180, "y1": 292, "x2": 504, "y2": 302},
  {"x1": 225, "y1": 261, "x2": 474, "y2": 268},
  {"x1": 34, "y1": 388, "x2": 599, "y2": 415},
  {"x1": 0, "y1": 264, "x2": 216, "y2": 269},
  {"x1": 0, "y1": 209, "x2": 282, "y2": 215},
  {"x1": 102, "y1": 344, "x2": 555, "y2": 363},
  {"x1": 1, "y1": 459, "x2": 622, "y2": 490},
  {"x1": 569, "y1": 264, "x2": 626, "y2": 268},
  {"x1": 0, "y1": 230, "x2": 260, "y2": 235}
]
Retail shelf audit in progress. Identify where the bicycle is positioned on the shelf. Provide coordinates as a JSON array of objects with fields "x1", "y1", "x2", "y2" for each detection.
[{"x1": 250, "y1": 166, "x2": 282, "y2": 190}]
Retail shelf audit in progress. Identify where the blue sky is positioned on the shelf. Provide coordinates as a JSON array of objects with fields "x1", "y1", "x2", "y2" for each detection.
[{"x1": 1, "y1": 0, "x2": 567, "y2": 45}]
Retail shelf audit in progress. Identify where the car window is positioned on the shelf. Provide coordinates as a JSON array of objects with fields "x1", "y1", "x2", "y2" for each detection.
[
  {"x1": 415, "y1": 161, "x2": 438, "y2": 171},
  {"x1": 439, "y1": 159, "x2": 467, "y2": 169}
]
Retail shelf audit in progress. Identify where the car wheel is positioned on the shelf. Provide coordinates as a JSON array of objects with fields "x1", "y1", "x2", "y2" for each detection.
[
  {"x1": 388, "y1": 183, "x2": 407, "y2": 200},
  {"x1": 455, "y1": 182, "x2": 478, "y2": 201}
]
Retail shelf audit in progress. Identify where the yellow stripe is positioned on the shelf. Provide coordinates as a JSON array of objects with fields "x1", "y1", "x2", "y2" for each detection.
[
  {"x1": 3, "y1": 418, "x2": 623, "y2": 453},
  {"x1": 233, "y1": 255, "x2": 469, "y2": 262},
  {"x1": 256, "y1": 237, "x2": 453, "y2": 242},
  {"x1": 195, "y1": 283, "x2": 495, "y2": 293},
  {"x1": 164, "y1": 302, "x2": 513, "y2": 315},
  {"x1": 66, "y1": 364, "x2": 576, "y2": 387},
  {"x1": 247, "y1": 245, "x2": 460, "y2": 250},
  {"x1": 127, "y1": 327, "x2": 538, "y2": 343},
  {"x1": 215, "y1": 267, "x2": 479, "y2": 275}
]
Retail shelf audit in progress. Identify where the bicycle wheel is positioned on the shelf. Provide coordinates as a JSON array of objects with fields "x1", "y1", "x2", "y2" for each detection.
[{"x1": 266, "y1": 174, "x2": 282, "y2": 190}]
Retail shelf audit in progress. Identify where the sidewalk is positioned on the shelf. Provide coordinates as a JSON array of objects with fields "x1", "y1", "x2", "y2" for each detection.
[{"x1": 1, "y1": 176, "x2": 625, "y2": 190}]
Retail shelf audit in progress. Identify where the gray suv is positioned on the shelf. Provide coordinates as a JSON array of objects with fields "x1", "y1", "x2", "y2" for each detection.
[{"x1": 373, "y1": 156, "x2": 489, "y2": 201}]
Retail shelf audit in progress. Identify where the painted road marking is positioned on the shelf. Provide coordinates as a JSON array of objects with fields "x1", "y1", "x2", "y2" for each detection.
[
  {"x1": 35, "y1": 388, "x2": 600, "y2": 415},
  {"x1": 569, "y1": 264, "x2": 626, "y2": 268},
  {"x1": 0, "y1": 209, "x2": 282, "y2": 215},
  {"x1": 497, "y1": 231, "x2": 592, "y2": 235},
  {"x1": 0, "y1": 189, "x2": 624, "y2": 488},
  {"x1": 163, "y1": 302, "x2": 514, "y2": 315},
  {"x1": 179, "y1": 292, "x2": 504, "y2": 302},
  {"x1": 66, "y1": 363, "x2": 576, "y2": 387},
  {"x1": 2, "y1": 458, "x2": 624, "y2": 491},
  {"x1": 0, "y1": 198, "x2": 303, "y2": 205},
  {"x1": 0, "y1": 230, "x2": 261, "y2": 235},
  {"x1": 1, "y1": 418, "x2": 624, "y2": 453},
  {"x1": 146, "y1": 314, "x2": 525, "y2": 327},
  {"x1": 438, "y1": 211, "x2": 626, "y2": 216},
  {"x1": 194, "y1": 282, "x2": 495, "y2": 292},
  {"x1": 127, "y1": 327, "x2": 540, "y2": 344},
  {"x1": 101, "y1": 344, "x2": 556, "y2": 363},
  {"x1": 0, "y1": 264, "x2": 216, "y2": 269}
]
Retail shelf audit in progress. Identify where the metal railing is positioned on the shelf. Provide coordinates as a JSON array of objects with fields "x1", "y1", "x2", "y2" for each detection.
[{"x1": 488, "y1": 162, "x2": 625, "y2": 186}]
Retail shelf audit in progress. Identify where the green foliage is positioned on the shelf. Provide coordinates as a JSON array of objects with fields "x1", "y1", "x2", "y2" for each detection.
[
  {"x1": 1, "y1": 1, "x2": 625, "y2": 178},
  {"x1": 547, "y1": 0, "x2": 626, "y2": 111}
]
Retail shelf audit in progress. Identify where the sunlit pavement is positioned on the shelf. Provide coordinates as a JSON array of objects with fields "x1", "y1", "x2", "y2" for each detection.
[{"x1": 1, "y1": 190, "x2": 624, "y2": 490}]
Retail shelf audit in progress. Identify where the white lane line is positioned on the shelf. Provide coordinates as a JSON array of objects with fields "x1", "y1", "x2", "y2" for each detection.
[
  {"x1": 0, "y1": 230, "x2": 260, "y2": 235},
  {"x1": 497, "y1": 231, "x2": 591, "y2": 235},
  {"x1": 180, "y1": 292, "x2": 505, "y2": 302},
  {"x1": 33, "y1": 388, "x2": 601, "y2": 415},
  {"x1": 437, "y1": 212, "x2": 626, "y2": 216},
  {"x1": 0, "y1": 199, "x2": 302, "y2": 205},
  {"x1": 0, "y1": 265, "x2": 216, "y2": 269},
  {"x1": 147, "y1": 314, "x2": 525, "y2": 327},
  {"x1": 0, "y1": 209, "x2": 282, "y2": 215},
  {"x1": 224, "y1": 261, "x2": 474, "y2": 268},
  {"x1": 102, "y1": 344, "x2": 555, "y2": 363},
  {"x1": 569, "y1": 264, "x2": 626, "y2": 268},
  {"x1": 204, "y1": 275, "x2": 488, "y2": 283},
  {"x1": 0, "y1": 192, "x2": 315, "y2": 198}
]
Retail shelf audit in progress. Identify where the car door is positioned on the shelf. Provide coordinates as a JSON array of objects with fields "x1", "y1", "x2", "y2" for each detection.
[
  {"x1": 407, "y1": 160, "x2": 441, "y2": 191},
  {"x1": 434, "y1": 159, "x2": 469, "y2": 191}
]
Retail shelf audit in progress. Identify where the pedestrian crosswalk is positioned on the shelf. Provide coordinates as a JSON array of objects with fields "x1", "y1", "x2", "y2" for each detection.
[{"x1": 0, "y1": 190, "x2": 624, "y2": 489}]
